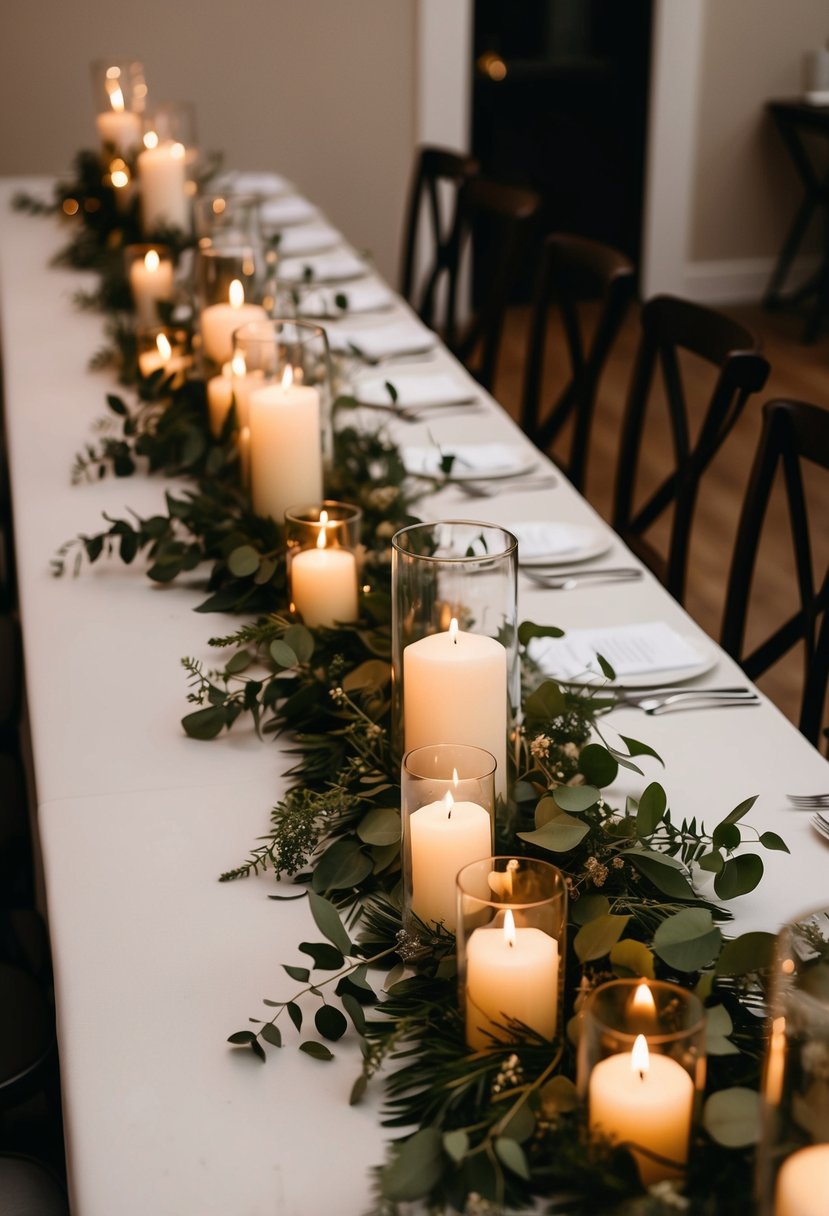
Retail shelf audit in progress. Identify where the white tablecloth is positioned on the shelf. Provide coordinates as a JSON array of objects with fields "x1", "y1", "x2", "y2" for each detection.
[{"x1": 2, "y1": 177, "x2": 828, "y2": 1216}]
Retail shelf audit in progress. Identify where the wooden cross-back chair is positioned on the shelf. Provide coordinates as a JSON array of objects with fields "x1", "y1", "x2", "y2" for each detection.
[
  {"x1": 612, "y1": 294, "x2": 770, "y2": 606},
  {"x1": 399, "y1": 145, "x2": 479, "y2": 328},
  {"x1": 721, "y1": 397, "x2": 829, "y2": 749},
  {"x1": 519, "y1": 233, "x2": 636, "y2": 492}
]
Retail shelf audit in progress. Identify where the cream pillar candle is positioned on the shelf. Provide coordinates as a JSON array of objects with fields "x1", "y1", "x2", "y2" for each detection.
[
  {"x1": 589, "y1": 1035, "x2": 694, "y2": 1187},
  {"x1": 96, "y1": 85, "x2": 141, "y2": 155},
  {"x1": 137, "y1": 139, "x2": 190, "y2": 234},
  {"x1": 409, "y1": 791, "x2": 491, "y2": 932},
  {"x1": 207, "y1": 364, "x2": 233, "y2": 437},
  {"x1": 248, "y1": 369, "x2": 323, "y2": 522},
  {"x1": 137, "y1": 333, "x2": 188, "y2": 387},
  {"x1": 465, "y1": 910, "x2": 558, "y2": 1048},
  {"x1": 775, "y1": 1145, "x2": 829, "y2": 1216},
  {"x1": 200, "y1": 280, "x2": 267, "y2": 366},
  {"x1": 290, "y1": 520, "x2": 358, "y2": 629},
  {"x1": 129, "y1": 248, "x2": 174, "y2": 326},
  {"x1": 403, "y1": 619, "x2": 508, "y2": 803}
]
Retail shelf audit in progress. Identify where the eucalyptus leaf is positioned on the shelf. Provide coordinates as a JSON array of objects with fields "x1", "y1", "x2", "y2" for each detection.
[
  {"x1": 269, "y1": 639, "x2": 299, "y2": 669},
  {"x1": 714, "y1": 853, "x2": 764, "y2": 900},
  {"x1": 552, "y1": 785, "x2": 601, "y2": 813},
  {"x1": 494, "y1": 1137, "x2": 530, "y2": 1180},
  {"x1": 574, "y1": 914, "x2": 631, "y2": 963},
  {"x1": 307, "y1": 890, "x2": 353, "y2": 955},
  {"x1": 540, "y1": 1075, "x2": 578, "y2": 1114},
  {"x1": 759, "y1": 830, "x2": 790, "y2": 853},
  {"x1": 350, "y1": 1075, "x2": 368, "y2": 1105},
  {"x1": 341, "y1": 993, "x2": 367, "y2": 1034},
  {"x1": 578, "y1": 743, "x2": 618, "y2": 788},
  {"x1": 181, "y1": 705, "x2": 227, "y2": 740},
  {"x1": 636, "y1": 782, "x2": 667, "y2": 835},
  {"x1": 343, "y1": 659, "x2": 391, "y2": 694},
  {"x1": 652, "y1": 908, "x2": 722, "y2": 972},
  {"x1": 381, "y1": 1127, "x2": 445, "y2": 1203},
  {"x1": 705, "y1": 1005, "x2": 739, "y2": 1056},
  {"x1": 518, "y1": 810, "x2": 590, "y2": 853},
  {"x1": 282, "y1": 965, "x2": 310, "y2": 983},
  {"x1": 443, "y1": 1129, "x2": 469, "y2": 1164},
  {"x1": 298, "y1": 942, "x2": 345, "y2": 970},
  {"x1": 227, "y1": 544, "x2": 261, "y2": 578},
  {"x1": 715, "y1": 931, "x2": 776, "y2": 977},
  {"x1": 315, "y1": 1004, "x2": 348, "y2": 1041},
  {"x1": 617, "y1": 734, "x2": 664, "y2": 765},
  {"x1": 518, "y1": 621, "x2": 565, "y2": 646},
  {"x1": 523, "y1": 678, "x2": 567, "y2": 723},
  {"x1": 299, "y1": 1040, "x2": 334, "y2": 1061},
  {"x1": 718, "y1": 795, "x2": 759, "y2": 827},
  {"x1": 224, "y1": 649, "x2": 252, "y2": 675},
  {"x1": 311, "y1": 840, "x2": 374, "y2": 892},
  {"x1": 357, "y1": 806, "x2": 401, "y2": 847},
  {"x1": 287, "y1": 1002, "x2": 302, "y2": 1032},
  {"x1": 500, "y1": 1103, "x2": 536, "y2": 1144},
  {"x1": 571, "y1": 893, "x2": 611, "y2": 927},
  {"x1": 626, "y1": 851, "x2": 697, "y2": 899},
  {"x1": 712, "y1": 821, "x2": 741, "y2": 851},
  {"x1": 610, "y1": 939, "x2": 656, "y2": 979},
  {"x1": 703, "y1": 1087, "x2": 761, "y2": 1147},
  {"x1": 260, "y1": 1022, "x2": 282, "y2": 1048},
  {"x1": 282, "y1": 623, "x2": 315, "y2": 663}
]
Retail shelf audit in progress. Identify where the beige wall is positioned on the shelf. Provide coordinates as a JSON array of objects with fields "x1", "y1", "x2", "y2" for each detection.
[
  {"x1": 691, "y1": 0, "x2": 829, "y2": 263},
  {"x1": 0, "y1": 0, "x2": 417, "y2": 283}
]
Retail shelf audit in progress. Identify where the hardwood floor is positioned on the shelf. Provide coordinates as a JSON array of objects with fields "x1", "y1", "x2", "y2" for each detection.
[{"x1": 492, "y1": 300, "x2": 829, "y2": 737}]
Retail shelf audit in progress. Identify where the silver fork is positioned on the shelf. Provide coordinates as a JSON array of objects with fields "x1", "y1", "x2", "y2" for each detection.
[
  {"x1": 789, "y1": 792, "x2": 829, "y2": 808},
  {"x1": 616, "y1": 687, "x2": 759, "y2": 715},
  {"x1": 811, "y1": 812, "x2": 829, "y2": 839},
  {"x1": 451, "y1": 475, "x2": 558, "y2": 499},
  {"x1": 523, "y1": 565, "x2": 641, "y2": 588}
]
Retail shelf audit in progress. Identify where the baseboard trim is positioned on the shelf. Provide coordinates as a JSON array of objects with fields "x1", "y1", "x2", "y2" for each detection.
[{"x1": 681, "y1": 254, "x2": 820, "y2": 305}]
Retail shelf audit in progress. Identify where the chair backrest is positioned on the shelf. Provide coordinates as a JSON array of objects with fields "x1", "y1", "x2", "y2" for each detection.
[
  {"x1": 519, "y1": 233, "x2": 636, "y2": 491},
  {"x1": 399, "y1": 145, "x2": 479, "y2": 327},
  {"x1": 721, "y1": 398, "x2": 829, "y2": 748},
  {"x1": 450, "y1": 176, "x2": 541, "y2": 392},
  {"x1": 612, "y1": 294, "x2": 770, "y2": 605}
]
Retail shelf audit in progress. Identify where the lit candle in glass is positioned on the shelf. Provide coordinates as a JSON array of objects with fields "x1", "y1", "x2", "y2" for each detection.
[
  {"x1": 248, "y1": 366, "x2": 323, "y2": 522},
  {"x1": 289, "y1": 509, "x2": 359, "y2": 629},
  {"x1": 96, "y1": 79, "x2": 141, "y2": 156},
  {"x1": 200, "y1": 279, "x2": 267, "y2": 366},
  {"x1": 137, "y1": 132, "x2": 190, "y2": 234},
  {"x1": 409, "y1": 786, "x2": 491, "y2": 932},
  {"x1": 128, "y1": 247, "x2": 174, "y2": 326},
  {"x1": 465, "y1": 908, "x2": 559, "y2": 1048}
]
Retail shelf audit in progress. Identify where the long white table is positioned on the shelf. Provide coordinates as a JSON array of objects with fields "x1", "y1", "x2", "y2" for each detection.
[{"x1": 2, "y1": 176, "x2": 829, "y2": 1216}]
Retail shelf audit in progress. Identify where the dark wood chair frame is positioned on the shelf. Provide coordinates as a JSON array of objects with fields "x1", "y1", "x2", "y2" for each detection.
[
  {"x1": 721, "y1": 397, "x2": 829, "y2": 748},
  {"x1": 519, "y1": 233, "x2": 636, "y2": 492},
  {"x1": 612, "y1": 294, "x2": 770, "y2": 605}
]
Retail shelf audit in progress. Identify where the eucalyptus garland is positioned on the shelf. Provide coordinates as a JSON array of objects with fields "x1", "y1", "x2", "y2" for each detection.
[{"x1": 18, "y1": 177, "x2": 786, "y2": 1216}]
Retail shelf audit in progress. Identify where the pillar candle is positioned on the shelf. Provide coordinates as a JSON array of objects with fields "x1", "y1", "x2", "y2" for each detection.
[
  {"x1": 207, "y1": 364, "x2": 234, "y2": 437},
  {"x1": 129, "y1": 248, "x2": 174, "y2": 326},
  {"x1": 200, "y1": 280, "x2": 267, "y2": 366},
  {"x1": 96, "y1": 87, "x2": 141, "y2": 156},
  {"x1": 409, "y1": 791, "x2": 491, "y2": 931},
  {"x1": 137, "y1": 333, "x2": 188, "y2": 387},
  {"x1": 248, "y1": 370, "x2": 323, "y2": 521},
  {"x1": 403, "y1": 620, "x2": 507, "y2": 803},
  {"x1": 465, "y1": 910, "x2": 558, "y2": 1048},
  {"x1": 775, "y1": 1145, "x2": 829, "y2": 1216},
  {"x1": 137, "y1": 140, "x2": 190, "y2": 234},
  {"x1": 290, "y1": 522, "x2": 358, "y2": 629},
  {"x1": 589, "y1": 1035, "x2": 694, "y2": 1187}
]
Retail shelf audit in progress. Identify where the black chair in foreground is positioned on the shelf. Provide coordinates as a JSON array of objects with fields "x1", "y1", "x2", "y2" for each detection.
[
  {"x1": 519, "y1": 233, "x2": 636, "y2": 492},
  {"x1": 399, "y1": 145, "x2": 479, "y2": 327},
  {"x1": 612, "y1": 294, "x2": 770, "y2": 606},
  {"x1": 721, "y1": 398, "x2": 829, "y2": 749}
]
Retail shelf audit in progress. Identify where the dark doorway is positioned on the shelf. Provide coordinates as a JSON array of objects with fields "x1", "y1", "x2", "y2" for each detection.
[{"x1": 473, "y1": 0, "x2": 653, "y2": 284}]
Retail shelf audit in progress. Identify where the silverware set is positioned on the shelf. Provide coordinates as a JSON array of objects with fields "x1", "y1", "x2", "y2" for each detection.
[
  {"x1": 522, "y1": 565, "x2": 642, "y2": 589},
  {"x1": 452, "y1": 474, "x2": 558, "y2": 499},
  {"x1": 614, "y1": 686, "x2": 761, "y2": 715},
  {"x1": 786, "y1": 792, "x2": 829, "y2": 809},
  {"x1": 810, "y1": 810, "x2": 829, "y2": 839}
]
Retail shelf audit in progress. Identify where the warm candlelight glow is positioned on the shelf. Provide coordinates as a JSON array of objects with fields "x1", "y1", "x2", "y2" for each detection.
[
  {"x1": 108, "y1": 85, "x2": 125, "y2": 113},
  {"x1": 631, "y1": 1033, "x2": 649, "y2": 1077},
  {"x1": 212, "y1": 197, "x2": 227, "y2": 216},
  {"x1": 631, "y1": 981, "x2": 656, "y2": 1016},
  {"x1": 110, "y1": 161, "x2": 129, "y2": 189},
  {"x1": 442, "y1": 790, "x2": 454, "y2": 817},
  {"x1": 229, "y1": 279, "x2": 245, "y2": 309},
  {"x1": 156, "y1": 333, "x2": 172, "y2": 362},
  {"x1": 281, "y1": 364, "x2": 294, "y2": 391},
  {"x1": 503, "y1": 908, "x2": 516, "y2": 948},
  {"x1": 143, "y1": 129, "x2": 159, "y2": 150},
  {"x1": 170, "y1": 142, "x2": 185, "y2": 160},
  {"x1": 316, "y1": 511, "x2": 329, "y2": 551},
  {"x1": 144, "y1": 249, "x2": 160, "y2": 273},
  {"x1": 449, "y1": 617, "x2": 459, "y2": 644},
  {"x1": 231, "y1": 353, "x2": 247, "y2": 377}
]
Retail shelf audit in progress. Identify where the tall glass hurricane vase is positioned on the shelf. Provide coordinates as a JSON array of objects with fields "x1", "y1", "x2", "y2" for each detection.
[{"x1": 391, "y1": 521, "x2": 518, "y2": 808}]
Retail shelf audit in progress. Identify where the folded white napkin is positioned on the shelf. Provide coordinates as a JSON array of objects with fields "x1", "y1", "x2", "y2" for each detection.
[
  {"x1": 259, "y1": 196, "x2": 320, "y2": 228},
  {"x1": 529, "y1": 622, "x2": 706, "y2": 681},
  {"x1": 354, "y1": 371, "x2": 473, "y2": 407},
  {"x1": 298, "y1": 281, "x2": 394, "y2": 318},
  {"x1": 511, "y1": 520, "x2": 597, "y2": 560},
  {"x1": 217, "y1": 171, "x2": 292, "y2": 196},
  {"x1": 403, "y1": 443, "x2": 527, "y2": 479},
  {"x1": 277, "y1": 222, "x2": 342, "y2": 257},
  {"x1": 325, "y1": 319, "x2": 436, "y2": 360},
  {"x1": 279, "y1": 250, "x2": 368, "y2": 284}
]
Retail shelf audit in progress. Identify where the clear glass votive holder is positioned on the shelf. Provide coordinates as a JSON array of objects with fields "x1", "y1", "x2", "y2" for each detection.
[
  {"x1": 135, "y1": 326, "x2": 191, "y2": 388},
  {"x1": 285, "y1": 501, "x2": 362, "y2": 629},
  {"x1": 195, "y1": 247, "x2": 268, "y2": 372},
  {"x1": 402, "y1": 744, "x2": 496, "y2": 937},
  {"x1": 391, "y1": 521, "x2": 519, "y2": 808},
  {"x1": 143, "y1": 101, "x2": 198, "y2": 177},
  {"x1": 90, "y1": 59, "x2": 146, "y2": 158},
  {"x1": 125, "y1": 243, "x2": 175, "y2": 327},
  {"x1": 577, "y1": 978, "x2": 706, "y2": 1189},
  {"x1": 232, "y1": 319, "x2": 331, "y2": 522},
  {"x1": 757, "y1": 904, "x2": 829, "y2": 1215},
  {"x1": 457, "y1": 856, "x2": 565, "y2": 1051}
]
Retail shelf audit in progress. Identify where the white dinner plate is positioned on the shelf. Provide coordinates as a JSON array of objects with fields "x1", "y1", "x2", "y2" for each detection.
[
  {"x1": 353, "y1": 371, "x2": 474, "y2": 409},
  {"x1": 529, "y1": 623, "x2": 718, "y2": 689},
  {"x1": 511, "y1": 521, "x2": 611, "y2": 566},
  {"x1": 403, "y1": 444, "x2": 538, "y2": 482}
]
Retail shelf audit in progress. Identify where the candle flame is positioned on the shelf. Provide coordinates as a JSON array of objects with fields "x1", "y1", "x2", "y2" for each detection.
[
  {"x1": 316, "y1": 510, "x2": 329, "y2": 551},
  {"x1": 442, "y1": 790, "x2": 454, "y2": 820},
  {"x1": 503, "y1": 908, "x2": 516, "y2": 949},
  {"x1": 631, "y1": 1033, "x2": 650, "y2": 1079},
  {"x1": 143, "y1": 129, "x2": 159, "y2": 150},
  {"x1": 156, "y1": 333, "x2": 172, "y2": 362},
  {"x1": 449, "y1": 617, "x2": 459, "y2": 645},
  {"x1": 110, "y1": 162, "x2": 129, "y2": 189},
  {"x1": 212, "y1": 197, "x2": 227, "y2": 216},
  {"x1": 171, "y1": 142, "x2": 186, "y2": 160},
  {"x1": 108, "y1": 85, "x2": 125, "y2": 113},
  {"x1": 631, "y1": 980, "x2": 656, "y2": 1016},
  {"x1": 452, "y1": 768, "x2": 459, "y2": 789},
  {"x1": 144, "y1": 249, "x2": 160, "y2": 273},
  {"x1": 231, "y1": 353, "x2": 247, "y2": 377},
  {"x1": 281, "y1": 365, "x2": 294, "y2": 391},
  {"x1": 229, "y1": 279, "x2": 245, "y2": 309}
]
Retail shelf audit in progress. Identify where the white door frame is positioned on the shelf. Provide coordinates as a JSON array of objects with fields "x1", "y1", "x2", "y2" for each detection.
[{"x1": 415, "y1": 0, "x2": 702, "y2": 297}]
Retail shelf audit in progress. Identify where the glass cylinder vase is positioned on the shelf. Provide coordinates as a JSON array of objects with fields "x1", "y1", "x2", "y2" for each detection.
[
  {"x1": 195, "y1": 247, "x2": 269, "y2": 372},
  {"x1": 285, "y1": 501, "x2": 362, "y2": 629},
  {"x1": 401, "y1": 744, "x2": 496, "y2": 936},
  {"x1": 757, "y1": 904, "x2": 829, "y2": 1215},
  {"x1": 90, "y1": 59, "x2": 146, "y2": 158},
  {"x1": 135, "y1": 326, "x2": 191, "y2": 388},
  {"x1": 456, "y1": 856, "x2": 566, "y2": 1050},
  {"x1": 125, "y1": 243, "x2": 175, "y2": 327},
  {"x1": 231, "y1": 319, "x2": 331, "y2": 523},
  {"x1": 577, "y1": 978, "x2": 706, "y2": 1188},
  {"x1": 391, "y1": 521, "x2": 518, "y2": 808}
]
